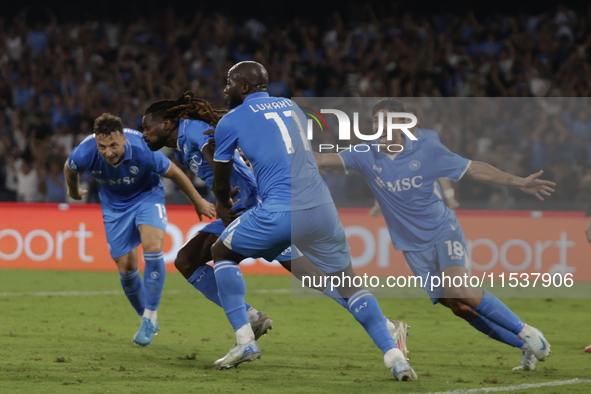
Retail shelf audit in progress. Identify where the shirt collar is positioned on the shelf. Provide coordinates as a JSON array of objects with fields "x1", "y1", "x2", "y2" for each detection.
[
  {"x1": 176, "y1": 119, "x2": 186, "y2": 151},
  {"x1": 123, "y1": 139, "x2": 132, "y2": 161},
  {"x1": 403, "y1": 132, "x2": 416, "y2": 151},
  {"x1": 244, "y1": 92, "x2": 270, "y2": 103}
]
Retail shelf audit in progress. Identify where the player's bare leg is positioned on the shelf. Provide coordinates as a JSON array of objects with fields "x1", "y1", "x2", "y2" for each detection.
[
  {"x1": 175, "y1": 231, "x2": 218, "y2": 279},
  {"x1": 441, "y1": 266, "x2": 550, "y2": 365},
  {"x1": 176, "y1": 231, "x2": 272, "y2": 339}
]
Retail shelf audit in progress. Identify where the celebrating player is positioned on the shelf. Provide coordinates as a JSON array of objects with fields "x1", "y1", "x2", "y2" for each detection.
[
  {"x1": 64, "y1": 113, "x2": 215, "y2": 346},
  {"x1": 210, "y1": 62, "x2": 416, "y2": 380},
  {"x1": 368, "y1": 109, "x2": 459, "y2": 216},
  {"x1": 140, "y1": 92, "x2": 278, "y2": 339},
  {"x1": 140, "y1": 92, "x2": 409, "y2": 352},
  {"x1": 315, "y1": 98, "x2": 555, "y2": 370}
]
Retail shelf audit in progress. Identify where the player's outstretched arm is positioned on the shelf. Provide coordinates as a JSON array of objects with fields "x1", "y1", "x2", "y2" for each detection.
[
  {"x1": 585, "y1": 218, "x2": 591, "y2": 244},
  {"x1": 64, "y1": 162, "x2": 87, "y2": 200},
  {"x1": 162, "y1": 161, "x2": 215, "y2": 221},
  {"x1": 465, "y1": 161, "x2": 556, "y2": 201},
  {"x1": 313, "y1": 152, "x2": 347, "y2": 171}
]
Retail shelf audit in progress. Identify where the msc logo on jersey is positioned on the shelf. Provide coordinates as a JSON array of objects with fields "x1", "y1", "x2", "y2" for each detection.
[
  {"x1": 188, "y1": 155, "x2": 202, "y2": 174},
  {"x1": 96, "y1": 177, "x2": 138, "y2": 185},
  {"x1": 130, "y1": 166, "x2": 139, "y2": 175},
  {"x1": 409, "y1": 160, "x2": 421, "y2": 170},
  {"x1": 374, "y1": 175, "x2": 423, "y2": 192}
]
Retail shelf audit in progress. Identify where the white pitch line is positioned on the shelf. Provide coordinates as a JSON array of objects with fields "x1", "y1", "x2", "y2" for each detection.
[
  {"x1": 0, "y1": 288, "x2": 292, "y2": 297},
  {"x1": 415, "y1": 378, "x2": 591, "y2": 394}
]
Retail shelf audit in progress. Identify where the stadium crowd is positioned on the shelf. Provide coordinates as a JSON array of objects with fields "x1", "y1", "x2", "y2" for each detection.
[{"x1": 0, "y1": 4, "x2": 590, "y2": 208}]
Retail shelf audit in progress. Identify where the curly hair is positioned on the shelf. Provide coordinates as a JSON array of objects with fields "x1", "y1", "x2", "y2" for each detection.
[{"x1": 94, "y1": 113, "x2": 124, "y2": 135}]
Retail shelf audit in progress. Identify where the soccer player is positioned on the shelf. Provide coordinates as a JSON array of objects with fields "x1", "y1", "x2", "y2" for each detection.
[
  {"x1": 368, "y1": 115, "x2": 459, "y2": 216},
  {"x1": 140, "y1": 92, "x2": 278, "y2": 339},
  {"x1": 140, "y1": 92, "x2": 408, "y2": 351},
  {"x1": 64, "y1": 113, "x2": 215, "y2": 346},
  {"x1": 315, "y1": 98, "x2": 555, "y2": 371},
  {"x1": 210, "y1": 61, "x2": 416, "y2": 380}
]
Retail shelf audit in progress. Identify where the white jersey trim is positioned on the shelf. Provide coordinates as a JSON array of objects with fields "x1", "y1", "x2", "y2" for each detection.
[{"x1": 456, "y1": 160, "x2": 472, "y2": 181}]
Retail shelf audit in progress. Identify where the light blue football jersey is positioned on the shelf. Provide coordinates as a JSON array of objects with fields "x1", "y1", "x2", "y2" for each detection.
[
  {"x1": 339, "y1": 135, "x2": 471, "y2": 251},
  {"x1": 174, "y1": 118, "x2": 258, "y2": 210},
  {"x1": 214, "y1": 92, "x2": 332, "y2": 211},
  {"x1": 67, "y1": 129, "x2": 171, "y2": 210},
  {"x1": 417, "y1": 127, "x2": 444, "y2": 201}
]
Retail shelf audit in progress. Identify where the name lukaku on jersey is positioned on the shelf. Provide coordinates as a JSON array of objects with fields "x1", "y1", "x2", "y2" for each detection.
[
  {"x1": 375, "y1": 175, "x2": 423, "y2": 192},
  {"x1": 248, "y1": 99, "x2": 292, "y2": 113},
  {"x1": 95, "y1": 177, "x2": 138, "y2": 186}
]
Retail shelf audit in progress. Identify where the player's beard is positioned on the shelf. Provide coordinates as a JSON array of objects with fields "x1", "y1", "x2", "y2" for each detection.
[
  {"x1": 227, "y1": 91, "x2": 243, "y2": 109},
  {"x1": 145, "y1": 135, "x2": 167, "y2": 151}
]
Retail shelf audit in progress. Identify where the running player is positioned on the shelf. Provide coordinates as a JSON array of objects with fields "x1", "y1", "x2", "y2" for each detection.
[
  {"x1": 315, "y1": 98, "x2": 555, "y2": 370},
  {"x1": 210, "y1": 62, "x2": 416, "y2": 380},
  {"x1": 64, "y1": 113, "x2": 215, "y2": 346},
  {"x1": 368, "y1": 116, "x2": 459, "y2": 216},
  {"x1": 140, "y1": 92, "x2": 409, "y2": 350},
  {"x1": 141, "y1": 93, "x2": 277, "y2": 339}
]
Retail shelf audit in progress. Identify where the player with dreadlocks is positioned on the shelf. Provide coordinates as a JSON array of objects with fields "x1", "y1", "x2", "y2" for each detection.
[
  {"x1": 142, "y1": 92, "x2": 410, "y2": 363},
  {"x1": 142, "y1": 91, "x2": 275, "y2": 339}
]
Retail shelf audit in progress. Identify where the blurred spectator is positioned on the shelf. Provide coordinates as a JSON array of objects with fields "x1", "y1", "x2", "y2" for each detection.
[
  {"x1": 39, "y1": 156, "x2": 67, "y2": 203},
  {"x1": 0, "y1": 4, "x2": 588, "y2": 208},
  {"x1": 16, "y1": 160, "x2": 40, "y2": 202}
]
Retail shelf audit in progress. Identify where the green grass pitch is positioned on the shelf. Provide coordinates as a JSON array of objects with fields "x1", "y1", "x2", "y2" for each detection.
[{"x1": 0, "y1": 269, "x2": 590, "y2": 393}]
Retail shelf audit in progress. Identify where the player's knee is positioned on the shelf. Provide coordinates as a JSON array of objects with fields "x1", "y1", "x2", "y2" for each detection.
[
  {"x1": 174, "y1": 250, "x2": 191, "y2": 275},
  {"x1": 142, "y1": 240, "x2": 163, "y2": 253},
  {"x1": 444, "y1": 285, "x2": 474, "y2": 300},
  {"x1": 210, "y1": 239, "x2": 226, "y2": 261},
  {"x1": 449, "y1": 301, "x2": 477, "y2": 320},
  {"x1": 115, "y1": 255, "x2": 136, "y2": 273}
]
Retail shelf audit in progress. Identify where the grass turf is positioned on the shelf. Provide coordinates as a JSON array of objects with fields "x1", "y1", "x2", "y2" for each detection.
[{"x1": 0, "y1": 269, "x2": 590, "y2": 393}]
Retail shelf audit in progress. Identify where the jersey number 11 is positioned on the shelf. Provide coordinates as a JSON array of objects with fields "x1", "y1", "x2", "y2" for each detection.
[{"x1": 264, "y1": 111, "x2": 310, "y2": 154}]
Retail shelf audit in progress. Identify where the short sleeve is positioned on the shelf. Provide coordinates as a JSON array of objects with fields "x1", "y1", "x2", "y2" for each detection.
[
  {"x1": 185, "y1": 119, "x2": 215, "y2": 151},
  {"x1": 339, "y1": 148, "x2": 361, "y2": 172},
  {"x1": 213, "y1": 117, "x2": 238, "y2": 162},
  {"x1": 150, "y1": 151, "x2": 172, "y2": 175},
  {"x1": 427, "y1": 139, "x2": 471, "y2": 181},
  {"x1": 67, "y1": 145, "x2": 89, "y2": 173}
]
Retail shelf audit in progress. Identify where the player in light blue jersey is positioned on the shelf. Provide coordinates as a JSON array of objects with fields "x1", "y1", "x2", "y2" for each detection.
[
  {"x1": 140, "y1": 92, "x2": 411, "y2": 352},
  {"x1": 210, "y1": 62, "x2": 416, "y2": 380},
  {"x1": 315, "y1": 98, "x2": 556, "y2": 371},
  {"x1": 64, "y1": 113, "x2": 215, "y2": 346},
  {"x1": 140, "y1": 92, "x2": 281, "y2": 339},
  {"x1": 369, "y1": 124, "x2": 459, "y2": 217}
]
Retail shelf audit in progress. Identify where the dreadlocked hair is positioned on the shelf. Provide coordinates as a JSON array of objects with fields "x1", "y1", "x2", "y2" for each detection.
[{"x1": 144, "y1": 91, "x2": 227, "y2": 127}]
